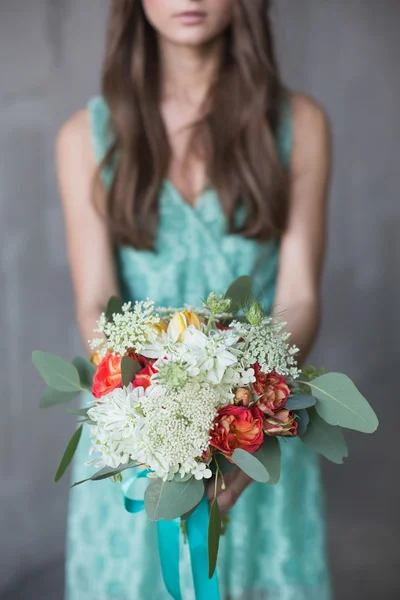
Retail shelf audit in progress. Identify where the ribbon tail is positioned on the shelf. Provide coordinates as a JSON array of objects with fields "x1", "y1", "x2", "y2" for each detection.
[
  {"x1": 157, "y1": 519, "x2": 183, "y2": 600},
  {"x1": 186, "y1": 496, "x2": 220, "y2": 600}
]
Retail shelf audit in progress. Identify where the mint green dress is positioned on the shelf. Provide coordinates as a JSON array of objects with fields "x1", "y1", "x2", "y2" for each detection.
[{"x1": 65, "y1": 96, "x2": 332, "y2": 600}]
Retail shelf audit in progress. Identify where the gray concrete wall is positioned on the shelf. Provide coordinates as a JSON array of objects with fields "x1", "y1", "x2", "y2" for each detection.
[{"x1": 0, "y1": 1, "x2": 399, "y2": 598}]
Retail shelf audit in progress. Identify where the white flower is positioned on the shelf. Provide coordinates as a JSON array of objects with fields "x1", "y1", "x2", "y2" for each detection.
[
  {"x1": 88, "y1": 385, "x2": 148, "y2": 468},
  {"x1": 243, "y1": 316, "x2": 300, "y2": 378},
  {"x1": 192, "y1": 463, "x2": 213, "y2": 480},
  {"x1": 139, "y1": 382, "x2": 219, "y2": 479},
  {"x1": 238, "y1": 367, "x2": 256, "y2": 386},
  {"x1": 90, "y1": 300, "x2": 161, "y2": 357},
  {"x1": 182, "y1": 327, "x2": 239, "y2": 384}
]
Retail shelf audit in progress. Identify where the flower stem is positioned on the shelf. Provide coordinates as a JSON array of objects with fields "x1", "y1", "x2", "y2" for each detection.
[{"x1": 205, "y1": 311, "x2": 216, "y2": 336}]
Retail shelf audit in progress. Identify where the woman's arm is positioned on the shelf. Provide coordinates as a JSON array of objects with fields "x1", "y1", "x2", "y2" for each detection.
[
  {"x1": 272, "y1": 93, "x2": 332, "y2": 364},
  {"x1": 56, "y1": 109, "x2": 120, "y2": 353},
  {"x1": 211, "y1": 93, "x2": 332, "y2": 514}
]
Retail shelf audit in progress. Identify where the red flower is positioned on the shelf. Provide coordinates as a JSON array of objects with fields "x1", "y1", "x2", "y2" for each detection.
[
  {"x1": 263, "y1": 410, "x2": 298, "y2": 437},
  {"x1": 132, "y1": 363, "x2": 158, "y2": 390},
  {"x1": 210, "y1": 405, "x2": 264, "y2": 458},
  {"x1": 92, "y1": 352, "x2": 149, "y2": 399},
  {"x1": 215, "y1": 322, "x2": 231, "y2": 331},
  {"x1": 252, "y1": 364, "x2": 290, "y2": 416},
  {"x1": 92, "y1": 353, "x2": 123, "y2": 399}
]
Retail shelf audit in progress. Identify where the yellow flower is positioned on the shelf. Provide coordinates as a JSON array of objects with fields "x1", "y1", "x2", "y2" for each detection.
[
  {"x1": 168, "y1": 311, "x2": 203, "y2": 342},
  {"x1": 149, "y1": 319, "x2": 168, "y2": 336}
]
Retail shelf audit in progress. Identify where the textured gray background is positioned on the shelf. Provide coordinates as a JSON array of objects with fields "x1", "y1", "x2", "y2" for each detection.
[{"x1": 0, "y1": 0, "x2": 398, "y2": 598}]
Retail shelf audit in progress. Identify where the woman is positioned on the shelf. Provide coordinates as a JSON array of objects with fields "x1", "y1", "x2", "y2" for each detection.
[{"x1": 57, "y1": 1, "x2": 332, "y2": 599}]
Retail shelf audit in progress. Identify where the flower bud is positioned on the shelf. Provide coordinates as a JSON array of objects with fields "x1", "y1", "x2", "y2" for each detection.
[
  {"x1": 246, "y1": 301, "x2": 264, "y2": 327},
  {"x1": 235, "y1": 387, "x2": 253, "y2": 407},
  {"x1": 168, "y1": 311, "x2": 203, "y2": 342},
  {"x1": 205, "y1": 292, "x2": 232, "y2": 314}
]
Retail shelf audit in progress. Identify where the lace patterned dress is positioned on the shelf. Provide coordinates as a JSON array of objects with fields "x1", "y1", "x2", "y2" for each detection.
[{"x1": 65, "y1": 96, "x2": 332, "y2": 600}]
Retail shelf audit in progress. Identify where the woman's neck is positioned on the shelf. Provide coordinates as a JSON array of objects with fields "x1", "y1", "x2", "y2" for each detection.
[{"x1": 158, "y1": 36, "x2": 224, "y2": 106}]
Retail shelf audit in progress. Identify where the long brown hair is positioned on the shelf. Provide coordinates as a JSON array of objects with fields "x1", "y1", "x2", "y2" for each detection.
[{"x1": 99, "y1": 0, "x2": 289, "y2": 250}]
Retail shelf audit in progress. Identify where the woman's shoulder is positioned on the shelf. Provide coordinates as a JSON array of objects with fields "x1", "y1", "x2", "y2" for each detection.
[
  {"x1": 289, "y1": 93, "x2": 330, "y2": 142},
  {"x1": 57, "y1": 96, "x2": 111, "y2": 169},
  {"x1": 56, "y1": 107, "x2": 93, "y2": 167},
  {"x1": 288, "y1": 92, "x2": 331, "y2": 170}
]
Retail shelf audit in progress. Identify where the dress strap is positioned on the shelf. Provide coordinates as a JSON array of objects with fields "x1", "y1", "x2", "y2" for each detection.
[
  {"x1": 277, "y1": 95, "x2": 293, "y2": 169},
  {"x1": 87, "y1": 95, "x2": 115, "y2": 188}
]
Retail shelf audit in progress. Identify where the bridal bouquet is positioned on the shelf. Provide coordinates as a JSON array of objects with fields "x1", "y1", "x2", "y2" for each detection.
[{"x1": 32, "y1": 276, "x2": 378, "y2": 596}]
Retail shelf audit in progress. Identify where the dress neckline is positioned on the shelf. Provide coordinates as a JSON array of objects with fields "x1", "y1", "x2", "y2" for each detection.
[{"x1": 162, "y1": 178, "x2": 213, "y2": 211}]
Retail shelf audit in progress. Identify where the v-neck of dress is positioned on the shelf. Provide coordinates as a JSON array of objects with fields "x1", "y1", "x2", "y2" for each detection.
[{"x1": 162, "y1": 178, "x2": 212, "y2": 211}]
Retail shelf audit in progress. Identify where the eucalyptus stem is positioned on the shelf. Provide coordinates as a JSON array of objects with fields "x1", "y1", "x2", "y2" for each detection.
[
  {"x1": 213, "y1": 464, "x2": 219, "y2": 501},
  {"x1": 213, "y1": 454, "x2": 226, "y2": 490}
]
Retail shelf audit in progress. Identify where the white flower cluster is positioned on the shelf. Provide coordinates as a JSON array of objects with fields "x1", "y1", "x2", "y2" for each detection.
[
  {"x1": 87, "y1": 300, "x2": 301, "y2": 481},
  {"x1": 88, "y1": 382, "x2": 219, "y2": 480},
  {"x1": 242, "y1": 316, "x2": 300, "y2": 379},
  {"x1": 90, "y1": 300, "x2": 161, "y2": 357}
]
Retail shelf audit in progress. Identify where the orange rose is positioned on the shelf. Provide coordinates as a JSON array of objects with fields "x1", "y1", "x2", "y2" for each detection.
[
  {"x1": 252, "y1": 364, "x2": 290, "y2": 416},
  {"x1": 132, "y1": 362, "x2": 158, "y2": 390},
  {"x1": 92, "y1": 353, "x2": 123, "y2": 399},
  {"x1": 210, "y1": 405, "x2": 264, "y2": 458},
  {"x1": 263, "y1": 409, "x2": 298, "y2": 437}
]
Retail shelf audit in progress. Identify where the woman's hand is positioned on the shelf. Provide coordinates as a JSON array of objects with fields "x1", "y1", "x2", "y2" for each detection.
[{"x1": 206, "y1": 467, "x2": 253, "y2": 517}]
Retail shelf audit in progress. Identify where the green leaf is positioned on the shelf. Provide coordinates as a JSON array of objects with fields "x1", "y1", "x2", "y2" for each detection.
[
  {"x1": 67, "y1": 408, "x2": 90, "y2": 417},
  {"x1": 144, "y1": 477, "x2": 204, "y2": 521},
  {"x1": 71, "y1": 463, "x2": 137, "y2": 487},
  {"x1": 208, "y1": 499, "x2": 221, "y2": 578},
  {"x1": 254, "y1": 437, "x2": 281, "y2": 485},
  {"x1": 224, "y1": 276, "x2": 252, "y2": 312},
  {"x1": 285, "y1": 395, "x2": 316, "y2": 410},
  {"x1": 121, "y1": 356, "x2": 142, "y2": 387},
  {"x1": 174, "y1": 473, "x2": 193, "y2": 483},
  {"x1": 232, "y1": 449, "x2": 270, "y2": 483},
  {"x1": 295, "y1": 409, "x2": 310, "y2": 436},
  {"x1": 106, "y1": 296, "x2": 124, "y2": 322},
  {"x1": 213, "y1": 454, "x2": 235, "y2": 475},
  {"x1": 32, "y1": 351, "x2": 82, "y2": 393},
  {"x1": 39, "y1": 387, "x2": 78, "y2": 408},
  {"x1": 307, "y1": 373, "x2": 379, "y2": 433},
  {"x1": 72, "y1": 356, "x2": 96, "y2": 390},
  {"x1": 54, "y1": 425, "x2": 83, "y2": 482},
  {"x1": 300, "y1": 408, "x2": 348, "y2": 464}
]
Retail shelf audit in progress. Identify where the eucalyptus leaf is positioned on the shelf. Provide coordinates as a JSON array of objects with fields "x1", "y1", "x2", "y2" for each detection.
[
  {"x1": 213, "y1": 454, "x2": 235, "y2": 475},
  {"x1": 39, "y1": 387, "x2": 78, "y2": 408},
  {"x1": 106, "y1": 296, "x2": 124, "y2": 322},
  {"x1": 295, "y1": 409, "x2": 310, "y2": 436},
  {"x1": 300, "y1": 408, "x2": 348, "y2": 464},
  {"x1": 174, "y1": 473, "x2": 193, "y2": 483},
  {"x1": 72, "y1": 356, "x2": 96, "y2": 390},
  {"x1": 208, "y1": 499, "x2": 221, "y2": 578},
  {"x1": 232, "y1": 449, "x2": 270, "y2": 483},
  {"x1": 285, "y1": 395, "x2": 316, "y2": 410},
  {"x1": 121, "y1": 356, "x2": 142, "y2": 387},
  {"x1": 71, "y1": 462, "x2": 137, "y2": 487},
  {"x1": 224, "y1": 276, "x2": 252, "y2": 312},
  {"x1": 54, "y1": 425, "x2": 83, "y2": 482},
  {"x1": 67, "y1": 408, "x2": 90, "y2": 417},
  {"x1": 33, "y1": 351, "x2": 83, "y2": 393},
  {"x1": 254, "y1": 437, "x2": 281, "y2": 485},
  {"x1": 307, "y1": 373, "x2": 379, "y2": 433},
  {"x1": 144, "y1": 477, "x2": 204, "y2": 521}
]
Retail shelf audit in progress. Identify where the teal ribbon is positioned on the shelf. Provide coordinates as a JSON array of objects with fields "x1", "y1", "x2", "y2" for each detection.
[{"x1": 122, "y1": 472, "x2": 220, "y2": 600}]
